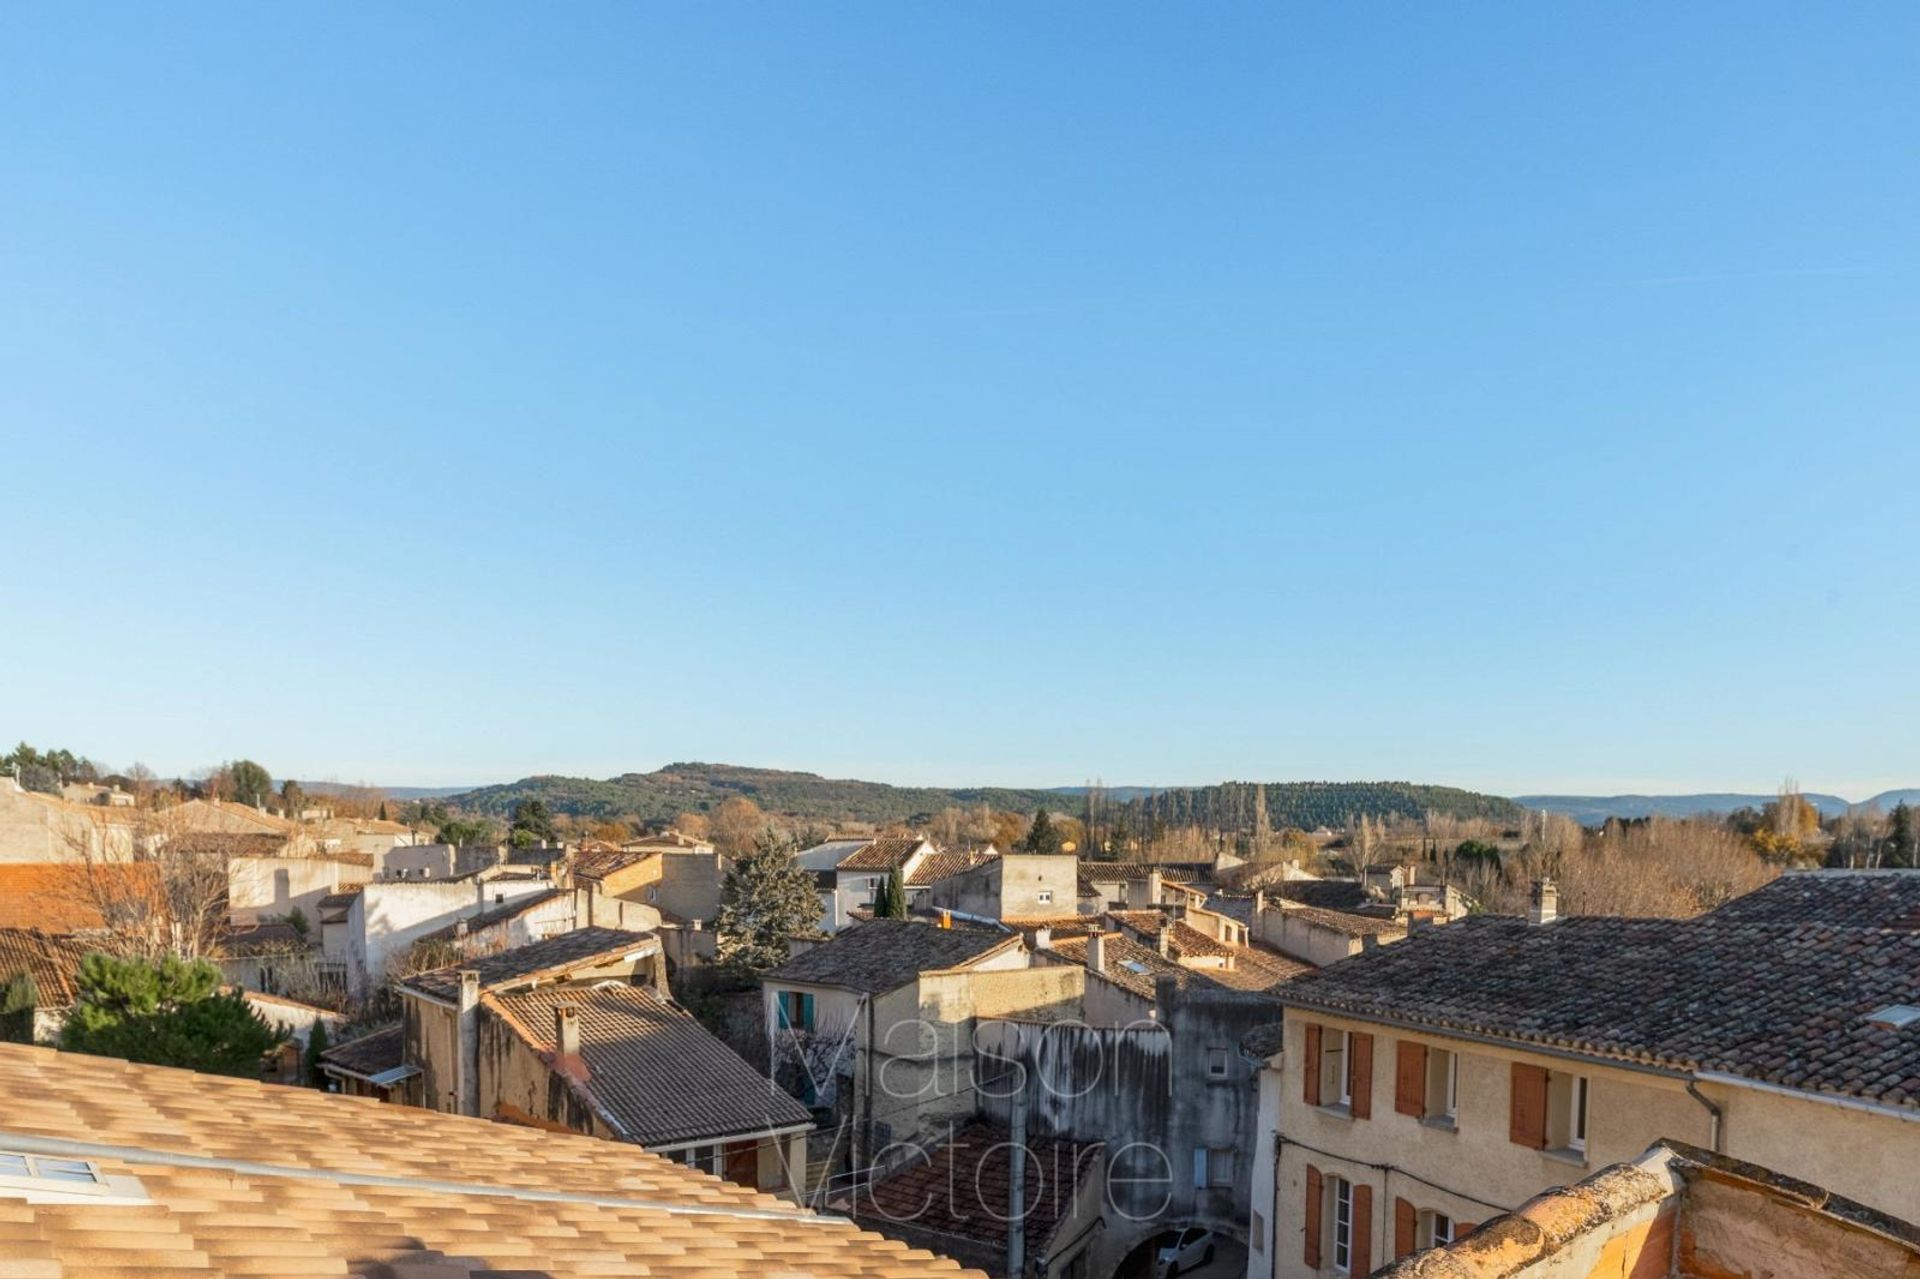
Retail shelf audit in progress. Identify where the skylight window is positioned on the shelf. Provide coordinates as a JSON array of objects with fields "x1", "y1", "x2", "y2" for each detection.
[
  {"x1": 1120, "y1": 959, "x2": 1151, "y2": 975},
  {"x1": 0, "y1": 1153, "x2": 98, "y2": 1185},
  {"x1": 1867, "y1": 1004, "x2": 1920, "y2": 1030}
]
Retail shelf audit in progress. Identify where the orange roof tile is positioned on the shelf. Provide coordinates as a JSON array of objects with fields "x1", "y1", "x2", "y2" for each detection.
[{"x1": 0, "y1": 1042, "x2": 985, "y2": 1279}]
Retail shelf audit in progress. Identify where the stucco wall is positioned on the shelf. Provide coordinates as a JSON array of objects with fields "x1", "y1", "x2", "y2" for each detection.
[
  {"x1": 1250, "y1": 911, "x2": 1371, "y2": 969},
  {"x1": 655, "y1": 851, "x2": 723, "y2": 924},
  {"x1": 1254, "y1": 1009, "x2": 1920, "y2": 1279},
  {"x1": 352, "y1": 878, "x2": 556, "y2": 994},
  {"x1": 406, "y1": 996, "x2": 460, "y2": 1114},
  {"x1": 226, "y1": 856, "x2": 354, "y2": 925},
  {"x1": 0, "y1": 782, "x2": 137, "y2": 863}
]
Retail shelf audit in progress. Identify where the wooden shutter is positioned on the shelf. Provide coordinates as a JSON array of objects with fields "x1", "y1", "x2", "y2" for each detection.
[
  {"x1": 1349, "y1": 1032, "x2": 1374, "y2": 1119},
  {"x1": 1352, "y1": 1183, "x2": 1373, "y2": 1276},
  {"x1": 1303, "y1": 1024, "x2": 1323, "y2": 1107},
  {"x1": 1395, "y1": 1041, "x2": 1428, "y2": 1116},
  {"x1": 1394, "y1": 1196, "x2": 1416, "y2": 1259},
  {"x1": 1510, "y1": 1062, "x2": 1549, "y2": 1148},
  {"x1": 1303, "y1": 1165, "x2": 1323, "y2": 1268},
  {"x1": 1456, "y1": 1220, "x2": 1478, "y2": 1238}
]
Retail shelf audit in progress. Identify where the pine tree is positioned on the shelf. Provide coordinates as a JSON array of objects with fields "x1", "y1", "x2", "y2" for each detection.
[
  {"x1": 60, "y1": 953, "x2": 284, "y2": 1077},
  {"x1": 1024, "y1": 808, "x2": 1063, "y2": 856},
  {"x1": 0, "y1": 971, "x2": 37, "y2": 1044},
  {"x1": 715, "y1": 830, "x2": 827, "y2": 975},
  {"x1": 304, "y1": 1020, "x2": 331, "y2": 1089},
  {"x1": 874, "y1": 873, "x2": 906, "y2": 919}
]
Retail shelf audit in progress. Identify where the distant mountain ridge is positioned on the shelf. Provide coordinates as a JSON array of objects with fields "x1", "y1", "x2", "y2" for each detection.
[
  {"x1": 1516, "y1": 790, "x2": 1920, "y2": 824},
  {"x1": 446, "y1": 764, "x2": 1521, "y2": 829}
]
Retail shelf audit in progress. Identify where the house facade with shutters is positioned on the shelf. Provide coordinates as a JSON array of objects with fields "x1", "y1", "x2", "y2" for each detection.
[{"x1": 1244, "y1": 871, "x2": 1920, "y2": 1279}]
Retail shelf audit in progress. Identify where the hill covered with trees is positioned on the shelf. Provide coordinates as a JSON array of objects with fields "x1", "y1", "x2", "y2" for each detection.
[
  {"x1": 1121, "y1": 780, "x2": 1525, "y2": 836},
  {"x1": 448, "y1": 764, "x2": 1524, "y2": 831},
  {"x1": 445, "y1": 762, "x2": 1089, "y2": 825}
]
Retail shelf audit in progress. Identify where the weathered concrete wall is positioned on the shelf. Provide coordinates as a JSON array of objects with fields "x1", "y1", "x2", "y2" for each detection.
[
  {"x1": 352, "y1": 878, "x2": 555, "y2": 994},
  {"x1": 476, "y1": 1005, "x2": 609, "y2": 1137},
  {"x1": 405, "y1": 996, "x2": 460, "y2": 1113},
  {"x1": 1679, "y1": 1170, "x2": 1918, "y2": 1279},
  {"x1": 655, "y1": 851, "x2": 723, "y2": 924},
  {"x1": 1250, "y1": 909, "x2": 1369, "y2": 968},
  {"x1": 1700, "y1": 1081, "x2": 1920, "y2": 1223},
  {"x1": 931, "y1": 856, "x2": 1080, "y2": 921},
  {"x1": 378, "y1": 843, "x2": 457, "y2": 879},
  {"x1": 0, "y1": 781, "x2": 137, "y2": 863},
  {"x1": 227, "y1": 856, "x2": 354, "y2": 925}
]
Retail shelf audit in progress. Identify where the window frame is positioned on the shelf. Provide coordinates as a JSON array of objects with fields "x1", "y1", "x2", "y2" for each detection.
[
  {"x1": 1206, "y1": 1047, "x2": 1230, "y2": 1080},
  {"x1": 1206, "y1": 1147, "x2": 1233, "y2": 1188},
  {"x1": 1331, "y1": 1176, "x2": 1353, "y2": 1273},
  {"x1": 1325, "y1": 1029, "x2": 1351, "y2": 1109},
  {"x1": 1421, "y1": 1210, "x2": 1453, "y2": 1249},
  {"x1": 1570, "y1": 1075, "x2": 1589, "y2": 1153}
]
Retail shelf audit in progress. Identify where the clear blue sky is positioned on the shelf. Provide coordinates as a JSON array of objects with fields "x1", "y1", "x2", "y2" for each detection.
[{"x1": 2, "y1": 5, "x2": 1916, "y2": 798}]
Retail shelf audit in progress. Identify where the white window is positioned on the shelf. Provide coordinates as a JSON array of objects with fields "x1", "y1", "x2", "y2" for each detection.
[
  {"x1": 1207, "y1": 1047, "x2": 1230, "y2": 1079},
  {"x1": 1546, "y1": 1071, "x2": 1591, "y2": 1155},
  {"x1": 1331, "y1": 1176, "x2": 1353, "y2": 1273},
  {"x1": 0, "y1": 1154, "x2": 97, "y2": 1186},
  {"x1": 1037, "y1": 889, "x2": 1054, "y2": 905},
  {"x1": 1323, "y1": 1029, "x2": 1351, "y2": 1107},
  {"x1": 1571, "y1": 1075, "x2": 1589, "y2": 1152},
  {"x1": 1426, "y1": 1047, "x2": 1458, "y2": 1121},
  {"x1": 1420, "y1": 1211, "x2": 1453, "y2": 1248},
  {"x1": 1206, "y1": 1147, "x2": 1233, "y2": 1187}
]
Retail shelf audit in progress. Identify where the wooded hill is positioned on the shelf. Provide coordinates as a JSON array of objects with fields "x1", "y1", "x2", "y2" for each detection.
[
  {"x1": 450, "y1": 764, "x2": 1524, "y2": 831},
  {"x1": 447, "y1": 762, "x2": 1089, "y2": 824},
  {"x1": 1121, "y1": 780, "x2": 1525, "y2": 834}
]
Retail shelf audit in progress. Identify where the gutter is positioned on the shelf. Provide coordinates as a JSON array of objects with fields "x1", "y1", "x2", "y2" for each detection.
[
  {"x1": 1691, "y1": 1072, "x2": 1920, "y2": 1126},
  {"x1": 0, "y1": 1130, "x2": 847, "y2": 1225},
  {"x1": 1277, "y1": 1004, "x2": 1695, "y2": 1080},
  {"x1": 1685, "y1": 1081, "x2": 1725, "y2": 1153}
]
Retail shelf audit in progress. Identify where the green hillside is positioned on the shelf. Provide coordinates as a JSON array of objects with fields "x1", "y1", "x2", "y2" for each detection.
[
  {"x1": 1126, "y1": 780, "x2": 1525, "y2": 833},
  {"x1": 446, "y1": 762, "x2": 1085, "y2": 824},
  {"x1": 449, "y1": 764, "x2": 1524, "y2": 831}
]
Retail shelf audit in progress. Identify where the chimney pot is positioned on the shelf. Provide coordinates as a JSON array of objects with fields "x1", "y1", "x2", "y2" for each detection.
[{"x1": 1033, "y1": 926, "x2": 1052, "y2": 951}]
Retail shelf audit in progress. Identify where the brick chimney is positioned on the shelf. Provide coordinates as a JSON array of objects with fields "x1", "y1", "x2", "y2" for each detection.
[
  {"x1": 1530, "y1": 877, "x2": 1560, "y2": 926},
  {"x1": 1086, "y1": 932, "x2": 1106, "y2": 975}
]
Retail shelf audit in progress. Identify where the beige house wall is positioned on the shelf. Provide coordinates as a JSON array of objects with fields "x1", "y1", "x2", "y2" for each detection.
[
  {"x1": 227, "y1": 856, "x2": 356, "y2": 925},
  {"x1": 1251, "y1": 1009, "x2": 1920, "y2": 1279}
]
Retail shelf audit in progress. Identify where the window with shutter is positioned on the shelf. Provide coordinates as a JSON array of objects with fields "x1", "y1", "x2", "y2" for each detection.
[
  {"x1": 1304, "y1": 1164, "x2": 1323, "y2": 1268},
  {"x1": 1395, "y1": 1042, "x2": 1427, "y2": 1116},
  {"x1": 1351, "y1": 1183, "x2": 1373, "y2": 1275},
  {"x1": 1303, "y1": 1023, "x2": 1323, "y2": 1107},
  {"x1": 1394, "y1": 1196, "x2": 1416, "y2": 1259},
  {"x1": 1349, "y1": 1033, "x2": 1374, "y2": 1119},
  {"x1": 1510, "y1": 1062, "x2": 1549, "y2": 1148}
]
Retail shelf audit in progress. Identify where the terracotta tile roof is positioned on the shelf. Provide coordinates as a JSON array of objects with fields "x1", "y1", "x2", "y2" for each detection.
[
  {"x1": 836, "y1": 837, "x2": 929, "y2": 872},
  {"x1": 767, "y1": 919, "x2": 1022, "y2": 995},
  {"x1": 574, "y1": 847, "x2": 659, "y2": 883},
  {"x1": 1705, "y1": 870, "x2": 1920, "y2": 930},
  {"x1": 1047, "y1": 934, "x2": 1190, "y2": 1000},
  {"x1": 164, "y1": 831, "x2": 296, "y2": 859},
  {"x1": 1272, "y1": 879, "x2": 1370, "y2": 911},
  {"x1": 1080, "y1": 860, "x2": 1201, "y2": 884},
  {"x1": 905, "y1": 848, "x2": 996, "y2": 887},
  {"x1": 218, "y1": 920, "x2": 308, "y2": 955},
  {"x1": 1049, "y1": 932, "x2": 1311, "y2": 999},
  {"x1": 401, "y1": 927, "x2": 657, "y2": 1002},
  {"x1": 0, "y1": 929, "x2": 91, "y2": 1007},
  {"x1": 1280, "y1": 911, "x2": 1920, "y2": 1108},
  {"x1": 0, "y1": 862, "x2": 156, "y2": 932},
  {"x1": 0, "y1": 1042, "x2": 982, "y2": 1279},
  {"x1": 858, "y1": 1120, "x2": 1102, "y2": 1250},
  {"x1": 1274, "y1": 901, "x2": 1405, "y2": 937},
  {"x1": 317, "y1": 1022, "x2": 404, "y2": 1079},
  {"x1": 488, "y1": 983, "x2": 812, "y2": 1146}
]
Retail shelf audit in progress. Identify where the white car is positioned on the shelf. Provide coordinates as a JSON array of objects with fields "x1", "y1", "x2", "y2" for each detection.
[{"x1": 1156, "y1": 1227, "x2": 1214, "y2": 1278}]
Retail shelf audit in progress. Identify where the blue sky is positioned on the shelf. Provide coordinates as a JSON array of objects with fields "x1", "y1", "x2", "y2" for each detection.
[{"x1": 2, "y1": 5, "x2": 1916, "y2": 797}]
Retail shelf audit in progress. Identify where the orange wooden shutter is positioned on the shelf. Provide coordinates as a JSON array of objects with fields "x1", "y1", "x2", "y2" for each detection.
[
  {"x1": 1303, "y1": 1024, "x2": 1323, "y2": 1107},
  {"x1": 1349, "y1": 1032, "x2": 1374, "y2": 1119},
  {"x1": 1456, "y1": 1221, "x2": 1478, "y2": 1240},
  {"x1": 1303, "y1": 1165, "x2": 1323, "y2": 1268},
  {"x1": 1352, "y1": 1183, "x2": 1373, "y2": 1276},
  {"x1": 1394, "y1": 1196, "x2": 1416, "y2": 1259},
  {"x1": 1510, "y1": 1062, "x2": 1549, "y2": 1148},
  {"x1": 1395, "y1": 1041, "x2": 1427, "y2": 1116}
]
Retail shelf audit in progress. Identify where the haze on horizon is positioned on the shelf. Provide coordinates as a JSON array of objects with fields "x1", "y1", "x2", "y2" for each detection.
[{"x1": 2, "y1": 5, "x2": 1915, "y2": 800}]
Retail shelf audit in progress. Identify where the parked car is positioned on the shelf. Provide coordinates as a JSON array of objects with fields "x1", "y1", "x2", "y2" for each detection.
[{"x1": 1156, "y1": 1226, "x2": 1214, "y2": 1277}]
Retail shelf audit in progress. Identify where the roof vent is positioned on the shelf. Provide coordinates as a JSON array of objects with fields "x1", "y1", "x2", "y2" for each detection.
[
  {"x1": 0, "y1": 1151, "x2": 148, "y2": 1205},
  {"x1": 1866, "y1": 1004, "x2": 1920, "y2": 1030}
]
